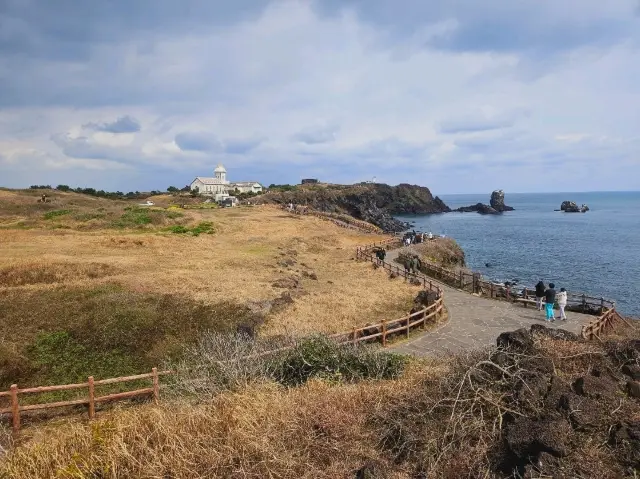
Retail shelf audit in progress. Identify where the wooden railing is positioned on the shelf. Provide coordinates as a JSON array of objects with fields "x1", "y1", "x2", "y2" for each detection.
[
  {"x1": 283, "y1": 205, "x2": 382, "y2": 234},
  {"x1": 391, "y1": 240, "x2": 624, "y2": 340},
  {"x1": 0, "y1": 368, "x2": 169, "y2": 432},
  {"x1": 0, "y1": 239, "x2": 443, "y2": 432},
  {"x1": 581, "y1": 308, "x2": 630, "y2": 340},
  {"x1": 393, "y1": 243, "x2": 616, "y2": 313}
]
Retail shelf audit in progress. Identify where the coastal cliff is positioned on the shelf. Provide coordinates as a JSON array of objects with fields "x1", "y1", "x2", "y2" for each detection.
[{"x1": 259, "y1": 183, "x2": 451, "y2": 232}]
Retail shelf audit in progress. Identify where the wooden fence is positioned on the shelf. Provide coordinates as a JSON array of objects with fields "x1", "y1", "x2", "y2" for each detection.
[
  {"x1": 283, "y1": 205, "x2": 383, "y2": 234},
  {"x1": 393, "y1": 242, "x2": 616, "y2": 313},
  {"x1": 0, "y1": 238, "x2": 443, "y2": 432},
  {"x1": 391, "y1": 239, "x2": 625, "y2": 340},
  {"x1": 581, "y1": 308, "x2": 631, "y2": 340},
  {"x1": 0, "y1": 368, "x2": 170, "y2": 432}
]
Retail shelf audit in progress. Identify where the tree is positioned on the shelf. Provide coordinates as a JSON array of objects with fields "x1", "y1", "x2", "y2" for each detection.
[
  {"x1": 190, "y1": 186, "x2": 200, "y2": 198},
  {"x1": 56, "y1": 185, "x2": 71, "y2": 192},
  {"x1": 167, "y1": 186, "x2": 179, "y2": 193}
]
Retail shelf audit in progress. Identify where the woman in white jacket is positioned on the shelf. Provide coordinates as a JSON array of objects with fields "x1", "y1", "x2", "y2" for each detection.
[{"x1": 557, "y1": 287, "x2": 568, "y2": 320}]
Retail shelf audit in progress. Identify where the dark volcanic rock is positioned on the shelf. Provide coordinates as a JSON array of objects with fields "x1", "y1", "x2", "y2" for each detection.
[
  {"x1": 627, "y1": 381, "x2": 640, "y2": 398},
  {"x1": 454, "y1": 203, "x2": 499, "y2": 215},
  {"x1": 497, "y1": 329, "x2": 534, "y2": 351},
  {"x1": 561, "y1": 200, "x2": 589, "y2": 213},
  {"x1": 261, "y1": 183, "x2": 451, "y2": 232},
  {"x1": 506, "y1": 417, "x2": 572, "y2": 460},
  {"x1": 622, "y1": 365, "x2": 640, "y2": 381},
  {"x1": 455, "y1": 190, "x2": 514, "y2": 215},
  {"x1": 490, "y1": 189, "x2": 515, "y2": 212},
  {"x1": 530, "y1": 324, "x2": 579, "y2": 341}
]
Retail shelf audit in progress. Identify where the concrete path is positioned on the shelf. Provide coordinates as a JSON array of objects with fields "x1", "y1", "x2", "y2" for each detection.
[{"x1": 385, "y1": 246, "x2": 592, "y2": 356}]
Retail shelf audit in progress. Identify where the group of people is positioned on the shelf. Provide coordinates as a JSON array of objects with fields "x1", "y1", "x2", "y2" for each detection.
[
  {"x1": 534, "y1": 280, "x2": 568, "y2": 322},
  {"x1": 403, "y1": 231, "x2": 434, "y2": 246},
  {"x1": 404, "y1": 255, "x2": 423, "y2": 275}
]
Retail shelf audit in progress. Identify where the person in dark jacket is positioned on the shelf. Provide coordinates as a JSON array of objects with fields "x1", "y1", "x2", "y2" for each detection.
[
  {"x1": 545, "y1": 283, "x2": 556, "y2": 322},
  {"x1": 535, "y1": 280, "x2": 546, "y2": 311}
]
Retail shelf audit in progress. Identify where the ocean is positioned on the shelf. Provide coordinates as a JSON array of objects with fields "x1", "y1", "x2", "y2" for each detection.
[{"x1": 396, "y1": 191, "x2": 640, "y2": 317}]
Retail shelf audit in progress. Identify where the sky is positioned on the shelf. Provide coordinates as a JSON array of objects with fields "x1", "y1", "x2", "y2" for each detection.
[{"x1": 0, "y1": 0, "x2": 639, "y2": 195}]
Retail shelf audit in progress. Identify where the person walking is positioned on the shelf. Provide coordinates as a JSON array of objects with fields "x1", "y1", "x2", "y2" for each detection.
[
  {"x1": 545, "y1": 283, "x2": 557, "y2": 322},
  {"x1": 409, "y1": 256, "x2": 417, "y2": 275},
  {"x1": 557, "y1": 287, "x2": 568, "y2": 320},
  {"x1": 535, "y1": 280, "x2": 546, "y2": 311}
]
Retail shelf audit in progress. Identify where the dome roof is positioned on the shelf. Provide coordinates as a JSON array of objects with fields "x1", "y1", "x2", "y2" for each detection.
[{"x1": 214, "y1": 163, "x2": 227, "y2": 173}]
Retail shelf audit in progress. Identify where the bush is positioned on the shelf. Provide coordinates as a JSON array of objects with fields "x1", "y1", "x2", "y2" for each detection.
[
  {"x1": 43, "y1": 209, "x2": 72, "y2": 220},
  {"x1": 272, "y1": 336, "x2": 407, "y2": 386}
]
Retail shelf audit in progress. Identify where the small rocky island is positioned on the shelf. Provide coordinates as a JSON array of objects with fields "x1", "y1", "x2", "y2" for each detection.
[
  {"x1": 559, "y1": 201, "x2": 589, "y2": 213},
  {"x1": 454, "y1": 190, "x2": 515, "y2": 215}
]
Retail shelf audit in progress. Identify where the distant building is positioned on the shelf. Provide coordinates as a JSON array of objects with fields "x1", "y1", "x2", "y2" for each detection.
[
  {"x1": 228, "y1": 181, "x2": 263, "y2": 194},
  {"x1": 190, "y1": 164, "x2": 262, "y2": 201},
  {"x1": 301, "y1": 178, "x2": 318, "y2": 185}
]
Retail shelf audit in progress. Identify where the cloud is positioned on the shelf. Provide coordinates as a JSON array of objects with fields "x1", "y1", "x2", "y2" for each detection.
[
  {"x1": 174, "y1": 132, "x2": 221, "y2": 152},
  {"x1": 224, "y1": 137, "x2": 264, "y2": 154},
  {"x1": 293, "y1": 125, "x2": 339, "y2": 144},
  {"x1": 0, "y1": 0, "x2": 639, "y2": 193},
  {"x1": 83, "y1": 115, "x2": 141, "y2": 133}
]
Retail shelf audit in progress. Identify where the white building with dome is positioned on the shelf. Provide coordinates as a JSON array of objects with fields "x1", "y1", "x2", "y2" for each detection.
[{"x1": 190, "y1": 164, "x2": 262, "y2": 201}]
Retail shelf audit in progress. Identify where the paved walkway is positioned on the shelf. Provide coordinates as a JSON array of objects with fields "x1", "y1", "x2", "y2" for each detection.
[{"x1": 385, "y1": 246, "x2": 592, "y2": 356}]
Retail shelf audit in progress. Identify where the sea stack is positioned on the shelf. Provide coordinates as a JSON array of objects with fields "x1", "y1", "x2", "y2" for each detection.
[
  {"x1": 454, "y1": 190, "x2": 515, "y2": 214},
  {"x1": 560, "y1": 201, "x2": 589, "y2": 213},
  {"x1": 490, "y1": 190, "x2": 514, "y2": 212}
]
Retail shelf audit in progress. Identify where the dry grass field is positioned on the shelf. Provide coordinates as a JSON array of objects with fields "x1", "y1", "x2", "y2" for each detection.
[{"x1": 0, "y1": 189, "x2": 421, "y2": 387}]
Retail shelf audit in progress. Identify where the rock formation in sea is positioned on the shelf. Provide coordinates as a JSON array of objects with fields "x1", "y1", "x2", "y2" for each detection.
[
  {"x1": 560, "y1": 201, "x2": 589, "y2": 213},
  {"x1": 454, "y1": 190, "x2": 514, "y2": 215},
  {"x1": 490, "y1": 190, "x2": 515, "y2": 212}
]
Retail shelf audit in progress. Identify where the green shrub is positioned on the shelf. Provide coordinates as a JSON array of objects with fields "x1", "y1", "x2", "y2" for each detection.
[
  {"x1": 191, "y1": 222, "x2": 215, "y2": 236},
  {"x1": 43, "y1": 209, "x2": 72, "y2": 220},
  {"x1": 166, "y1": 211, "x2": 184, "y2": 219},
  {"x1": 272, "y1": 336, "x2": 407, "y2": 386},
  {"x1": 168, "y1": 222, "x2": 215, "y2": 236},
  {"x1": 169, "y1": 225, "x2": 189, "y2": 234}
]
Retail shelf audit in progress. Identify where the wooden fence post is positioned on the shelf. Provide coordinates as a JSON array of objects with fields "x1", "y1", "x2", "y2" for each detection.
[
  {"x1": 406, "y1": 316, "x2": 411, "y2": 339},
  {"x1": 600, "y1": 297, "x2": 605, "y2": 313},
  {"x1": 352, "y1": 327, "x2": 358, "y2": 345},
  {"x1": 459, "y1": 271, "x2": 463, "y2": 289},
  {"x1": 10, "y1": 384, "x2": 20, "y2": 433},
  {"x1": 152, "y1": 368, "x2": 159, "y2": 404},
  {"x1": 88, "y1": 376, "x2": 95, "y2": 420},
  {"x1": 490, "y1": 283, "x2": 494, "y2": 299},
  {"x1": 382, "y1": 320, "x2": 387, "y2": 347},
  {"x1": 582, "y1": 294, "x2": 587, "y2": 313}
]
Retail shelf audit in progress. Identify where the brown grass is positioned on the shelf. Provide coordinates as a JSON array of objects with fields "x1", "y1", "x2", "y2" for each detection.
[
  {"x1": 0, "y1": 362, "x2": 444, "y2": 479},
  {"x1": 411, "y1": 237, "x2": 466, "y2": 267},
  {"x1": 3, "y1": 329, "x2": 637, "y2": 478},
  {"x1": 0, "y1": 191, "x2": 419, "y2": 337}
]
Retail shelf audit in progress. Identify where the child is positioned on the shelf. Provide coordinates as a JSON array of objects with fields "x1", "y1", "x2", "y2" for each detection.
[
  {"x1": 545, "y1": 283, "x2": 556, "y2": 322},
  {"x1": 557, "y1": 287, "x2": 568, "y2": 320}
]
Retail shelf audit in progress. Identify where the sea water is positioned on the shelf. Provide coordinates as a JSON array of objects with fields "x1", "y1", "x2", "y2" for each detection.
[{"x1": 396, "y1": 191, "x2": 640, "y2": 316}]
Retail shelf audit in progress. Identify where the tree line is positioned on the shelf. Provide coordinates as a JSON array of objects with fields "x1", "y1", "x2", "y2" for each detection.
[{"x1": 29, "y1": 185, "x2": 192, "y2": 200}]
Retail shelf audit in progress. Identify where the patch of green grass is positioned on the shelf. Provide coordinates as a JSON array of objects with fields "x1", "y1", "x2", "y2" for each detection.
[
  {"x1": 168, "y1": 222, "x2": 215, "y2": 236},
  {"x1": 73, "y1": 212, "x2": 107, "y2": 222},
  {"x1": 0, "y1": 285, "x2": 256, "y2": 389},
  {"x1": 43, "y1": 209, "x2": 72, "y2": 220},
  {"x1": 112, "y1": 208, "x2": 152, "y2": 227}
]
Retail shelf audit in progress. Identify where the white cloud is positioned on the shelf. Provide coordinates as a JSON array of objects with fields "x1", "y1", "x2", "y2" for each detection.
[{"x1": 0, "y1": 0, "x2": 639, "y2": 192}]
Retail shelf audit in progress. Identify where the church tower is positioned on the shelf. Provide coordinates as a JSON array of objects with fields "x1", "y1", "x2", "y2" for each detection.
[{"x1": 214, "y1": 164, "x2": 227, "y2": 182}]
